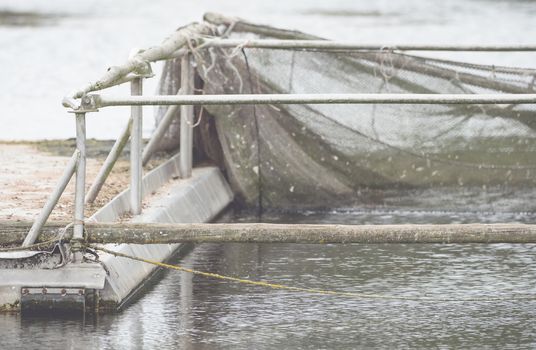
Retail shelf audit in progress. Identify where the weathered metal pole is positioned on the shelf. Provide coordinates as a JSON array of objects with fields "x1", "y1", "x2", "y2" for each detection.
[
  {"x1": 22, "y1": 151, "x2": 79, "y2": 246},
  {"x1": 78, "y1": 223, "x2": 536, "y2": 244},
  {"x1": 179, "y1": 53, "x2": 194, "y2": 178},
  {"x1": 130, "y1": 78, "x2": 143, "y2": 214},
  {"x1": 93, "y1": 93, "x2": 536, "y2": 107},
  {"x1": 5, "y1": 222, "x2": 536, "y2": 246},
  {"x1": 201, "y1": 38, "x2": 536, "y2": 52},
  {"x1": 72, "y1": 112, "x2": 87, "y2": 258},
  {"x1": 85, "y1": 117, "x2": 132, "y2": 204}
]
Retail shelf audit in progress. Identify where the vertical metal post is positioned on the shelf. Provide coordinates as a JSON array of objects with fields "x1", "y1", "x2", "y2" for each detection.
[
  {"x1": 73, "y1": 112, "x2": 86, "y2": 259},
  {"x1": 131, "y1": 78, "x2": 143, "y2": 215},
  {"x1": 179, "y1": 53, "x2": 194, "y2": 178}
]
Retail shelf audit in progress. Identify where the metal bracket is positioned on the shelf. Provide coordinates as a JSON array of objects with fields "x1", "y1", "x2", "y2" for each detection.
[
  {"x1": 62, "y1": 96, "x2": 80, "y2": 110},
  {"x1": 21, "y1": 287, "x2": 86, "y2": 315},
  {"x1": 67, "y1": 95, "x2": 99, "y2": 113},
  {"x1": 70, "y1": 238, "x2": 84, "y2": 252},
  {"x1": 81, "y1": 94, "x2": 99, "y2": 112},
  {"x1": 133, "y1": 64, "x2": 154, "y2": 79},
  {"x1": 129, "y1": 51, "x2": 154, "y2": 78}
]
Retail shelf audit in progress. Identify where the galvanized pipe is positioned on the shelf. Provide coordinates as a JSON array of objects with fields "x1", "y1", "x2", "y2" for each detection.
[
  {"x1": 179, "y1": 54, "x2": 194, "y2": 178},
  {"x1": 22, "y1": 151, "x2": 79, "y2": 247},
  {"x1": 130, "y1": 78, "x2": 143, "y2": 215},
  {"x1": 85, "y1": 117, "x2": 132, "y2": 204},
  {"x1": 8, "y1": 222, "x2": 536, "y2": 246},
  {"x1": 201, "y1": 39, "x2": 536, "y2": 52},
  {"x1": 93, "y1": 93, "x2": 536, "y2": 107},
  {"x1": 142, "y1": 90, "x2": 181, "y2": 166},
  {"x1": 73, "y1": 112, "x2": 87, "y2": 245}
]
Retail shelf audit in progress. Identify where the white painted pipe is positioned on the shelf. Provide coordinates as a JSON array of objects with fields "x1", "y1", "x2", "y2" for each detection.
[
  {"x1": 179, "y1": 54, "x2": 194, "y2": 178},
  {"x1": 93, "y1": 93, "x2": 536, "y2": 107},
  {"x1": 130, "y1": 78, "x2": 143, "y2": 215},
  {"x1": 73, "y1": 113, "x2": 86, "y2": 243},
  {"x1": 201, "y1": 39, "x2": 536, "y2": 52}
]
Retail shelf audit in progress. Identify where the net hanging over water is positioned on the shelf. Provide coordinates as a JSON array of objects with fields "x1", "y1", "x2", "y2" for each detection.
[{"x1": 154, "y1": 15, "x2": 536, "y2": 221}]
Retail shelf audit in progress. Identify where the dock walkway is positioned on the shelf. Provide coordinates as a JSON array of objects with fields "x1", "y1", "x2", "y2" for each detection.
[{"x1": 0, "y1": 142, "x2": 130, "y2": 222}]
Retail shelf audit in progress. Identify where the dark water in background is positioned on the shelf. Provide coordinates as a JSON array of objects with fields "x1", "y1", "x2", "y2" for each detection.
[{"x1": 2, "y1": 210, "x2": 536, "y2": 349}]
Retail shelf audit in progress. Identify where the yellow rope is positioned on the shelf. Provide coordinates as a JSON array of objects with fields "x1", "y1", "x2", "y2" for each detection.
[
  {"x1": 94, "y1": 246, "x2": 536, "y2": 302},
  {"x1": 0, "y1": 238, "x2": 58, "y2": 252},
  {"x1": 0, "y1": 222, "x2": 73, "y2": 253}
]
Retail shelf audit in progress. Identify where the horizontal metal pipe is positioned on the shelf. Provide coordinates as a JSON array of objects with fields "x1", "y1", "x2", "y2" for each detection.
[
  {"x1": 5, "y1": 222, "x2": 536, "y2": 245},
  {"x1": 62, "y1": 39, "x2": 536, "y2": 111},
  {"x1": 94, "y1": 93, "x2": 536, "y2": 107},
  {"x1": 83, "y1": 223, "x2": 536, "y2": 244},
  {"x1": 201, "y1": 39, "x2": 536, "y2": 52}
]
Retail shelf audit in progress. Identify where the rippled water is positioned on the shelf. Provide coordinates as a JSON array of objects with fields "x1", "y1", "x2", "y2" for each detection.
[
  {"x1": 2, "y1": 241, "x2": 536, "y2": 349},
  {"x1": 2, "y1": 208, "x2": 536, "y2": 349}
]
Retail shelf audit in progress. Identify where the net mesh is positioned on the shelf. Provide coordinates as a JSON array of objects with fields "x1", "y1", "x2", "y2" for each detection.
[{"x1": 155, "y1": 26, "x2": 536, "y2": 222}]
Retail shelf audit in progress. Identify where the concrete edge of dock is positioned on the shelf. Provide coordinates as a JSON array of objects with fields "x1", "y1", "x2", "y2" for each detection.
[{"x1": 0, "y1": 154, "x2": 234, "y2": 313}]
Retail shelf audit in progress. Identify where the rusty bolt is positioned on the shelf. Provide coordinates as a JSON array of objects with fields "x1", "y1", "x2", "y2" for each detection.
[
  {"x1": 21, "y1": 288, "x2": 29, "y2": 295},
  {"x1": 78, "y1": 289, "x2": 84, "y2": 295},
  {"x1": 42, "y1": 288, "x2": 47, "y2": 295},
  {"x1": 61, "y1": 289, "x2": 67, "y2": 296}
]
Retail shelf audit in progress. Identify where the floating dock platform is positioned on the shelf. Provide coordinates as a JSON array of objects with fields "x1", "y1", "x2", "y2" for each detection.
[{"x1": 0, "y1": 146, "x2": 233, "y2": 313}]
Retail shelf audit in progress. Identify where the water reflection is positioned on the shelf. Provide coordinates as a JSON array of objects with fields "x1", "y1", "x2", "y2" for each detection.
[{"x1": 2, "y1": 240, "x2": 536, "y2": 349}]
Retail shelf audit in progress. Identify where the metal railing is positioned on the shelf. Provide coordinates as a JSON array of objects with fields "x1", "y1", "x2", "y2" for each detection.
[
  {"x1": 88, "y1": 93, "x2": 536, "y2": 106},
  {"x1": 200, "y1": 39, "x2": 536, "y2": 52},
  {"x1": 22, "y1": 57, "x2": 197, "y2": 250},
  {"x1": 21, "y1": 37, "x2": 536, "y2": 257},
  {"x1": 130, "y1": 77, "x2": 143, "y2": 215}
]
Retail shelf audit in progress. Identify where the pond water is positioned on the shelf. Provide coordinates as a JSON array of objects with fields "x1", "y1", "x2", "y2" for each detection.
[{"x1": 2, "y1": 210, "x2": 536, "y2": 349}]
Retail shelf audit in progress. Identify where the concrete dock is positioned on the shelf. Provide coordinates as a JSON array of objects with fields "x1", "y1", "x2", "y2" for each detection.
[
  {"x1": 0, "y1": 143, "x2": 233, "y2": 313},
  {"x1": 0, "y1": 142, "x2": 130, "y2": 221}
]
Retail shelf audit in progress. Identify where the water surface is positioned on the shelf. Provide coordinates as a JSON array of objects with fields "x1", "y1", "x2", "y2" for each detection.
[{"x1": 2, "y1": 210, "x2": 536, "y2": 349}]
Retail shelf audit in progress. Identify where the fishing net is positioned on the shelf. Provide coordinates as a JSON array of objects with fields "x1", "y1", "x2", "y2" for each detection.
[{"x1": 154, "y1": 17, "x2": 536, "y2": 222}]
